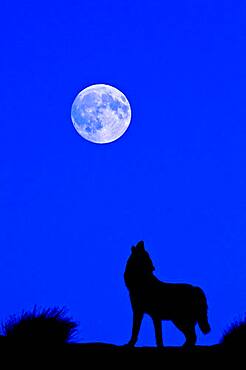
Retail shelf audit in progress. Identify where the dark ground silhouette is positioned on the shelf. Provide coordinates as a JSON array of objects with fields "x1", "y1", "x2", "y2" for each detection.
[
  {"x1": 124, "y1": 241, "x2": 211, "y2": 348},
  {"x1": 0, "y1": 340, "x2": 237, "y2": 368}
]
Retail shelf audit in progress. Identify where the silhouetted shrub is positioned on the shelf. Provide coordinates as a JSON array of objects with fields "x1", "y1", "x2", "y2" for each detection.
[
  {"x1": 221, "y1": 316, "x2": 246, "y2": 350},
  {"x1": 1, "y1": 306, "x2": 78, "y2": 344}
]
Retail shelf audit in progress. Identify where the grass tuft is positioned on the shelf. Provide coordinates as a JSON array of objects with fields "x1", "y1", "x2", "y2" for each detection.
[{"x1": 2, "y1": 306, "x2": 78, "y2": 344}]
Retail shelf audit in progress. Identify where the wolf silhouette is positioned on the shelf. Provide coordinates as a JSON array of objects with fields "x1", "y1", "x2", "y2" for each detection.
[{"x1": 124, "y1": 241, "x2": 211, "y2": 347}]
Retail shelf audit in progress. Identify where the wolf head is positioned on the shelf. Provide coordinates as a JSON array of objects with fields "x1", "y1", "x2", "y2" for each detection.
[{"x1": 124, "y1": 241, "x2": 155, "y2": 289}]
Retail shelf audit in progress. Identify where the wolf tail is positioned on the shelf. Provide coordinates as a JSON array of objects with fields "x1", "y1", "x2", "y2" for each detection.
[{"x1": 194, "y1": 287, "x2": 211, "y2": 334}]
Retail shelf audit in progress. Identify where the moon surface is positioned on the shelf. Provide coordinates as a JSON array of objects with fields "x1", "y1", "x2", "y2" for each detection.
[{"x1": 71, "y1": 84, "x2": 132, "y2": 144}]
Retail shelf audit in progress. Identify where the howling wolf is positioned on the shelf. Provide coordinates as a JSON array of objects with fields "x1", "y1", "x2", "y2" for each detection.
[{"x1": 124, "y1": 241, "x2": 211, "y2": 347}]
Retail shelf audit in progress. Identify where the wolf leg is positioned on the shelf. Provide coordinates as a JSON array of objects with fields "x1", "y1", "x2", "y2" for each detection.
[
  {"x1": 127, "y1": 310, "x2": 144, "y2": 347},
  {"x1": 183, "y1": 325, "x2": 197, "y2": 348},
  {"x1": 183, "y1": 326, "x2": 197, "y2": 348},
  {"x1": 173, "y1": 320, "x2": 197, "y2": 347},
  {"x1": 153, "y1": 318, "x2": 163, "y2": 347}
]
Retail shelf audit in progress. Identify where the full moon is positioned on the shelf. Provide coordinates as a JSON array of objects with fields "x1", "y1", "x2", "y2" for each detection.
[{"x1": 71, "y1": 84, "x2": 132, "y2": 144}]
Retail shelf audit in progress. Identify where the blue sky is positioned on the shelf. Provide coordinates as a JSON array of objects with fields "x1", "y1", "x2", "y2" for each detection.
[{"x1": 0, "y1": 0, "x2": 246, "y2": 346}]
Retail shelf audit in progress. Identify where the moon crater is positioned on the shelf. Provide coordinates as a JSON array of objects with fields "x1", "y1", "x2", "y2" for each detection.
[{"x1": 71, "y1": 84, "x2": 132, "y2": 144}]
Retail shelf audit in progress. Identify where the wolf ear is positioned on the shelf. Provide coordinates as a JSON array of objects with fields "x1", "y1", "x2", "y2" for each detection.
[
  {"x1": 131, "y1": 246, "x2": 136, "y2": 253},
  {"x1": 136, "y1": 240, "x2": 145, "y2": 251}
]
